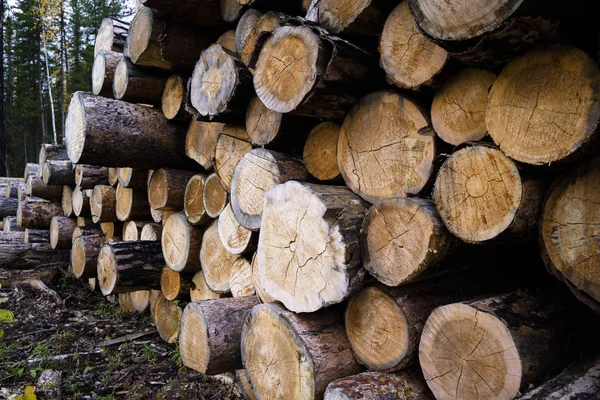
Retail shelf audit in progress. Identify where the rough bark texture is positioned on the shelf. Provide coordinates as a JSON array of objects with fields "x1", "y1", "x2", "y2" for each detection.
[
  {"x1": 26, "y1": 176, "x2": 63, "y2": 202},
  {"x1": 148, "y1": 168, "x2": 196, "y2": 211},
  {"x1": 50, "y1": 216, "x2": 77, "y2": 249},
  {"x1": 42, "y1": 160, "x2": 74, "y2": 186},
  {"x1": 72, "y1": 235, "x2": 106, "y2": 279},
  {"x1": 324, "y1": 371, "x2": 434, "y2": 400},
  {"x1": 229, "y1": 257, "x2": 255, "y2": 297},
  {"x1": 92, "y1": 50, "x2": 120, "y2": 97},
  {"x1": 113, "y1": 55, "x2": 168, "y2": 104},
  {"x1": 0, "y1": 242, "x2": 69, "y2": 270},
  {"x1": 94, "y1": 18, "x2": 129, "y2": 56},
  {"x1": 0, "y1": 198, "x2": 18, "y2": 218},
  {"x1": 39, "y1": 144, "x2": 68, "y2": 166},
  {"x1": 24, "y1": 229, "x2": 50, "y2": 244},
  {"x1": 75, "y1": 165, "x2": 110, "y2": 189},
  {"x1": 17, "y1": 200, "x2": 64, "y2": 229},
  {"x1": 3, "y1": 216, "x2": 23, "y2": 233}
]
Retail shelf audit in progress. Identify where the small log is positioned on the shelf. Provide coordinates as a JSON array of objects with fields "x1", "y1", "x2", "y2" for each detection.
[
  {"x1": 94, "y1": 18, "x2": 129, "y2": 56},
  {"x1": 130, "y1": 290, "x2": 150, "y2": 313},
  {"x1": 72, "y1": 235, "x2": 106, "y2": 279},
  {"x1": 15, "y1": 182, "x2": 27, "y2": 201},
  {"x1": 218, "y1": 203, "x2": 253, "y2": 255},
  {"x1": 379, "y1": 1, "x2": 448, "y2": 90},
  {"x1": 190, "y1": 44, "x2": 253, "y2": 118},
  {"x1": 251, "y1": 253, "x2": 274, "y2": 303},
  {"x1": 229, "y1": 257, "x2": 255, "y2": 297},
  {"x1": 65, "y1": 92, "x2": 196, "y2": 169},
  {"x1": 3, "y1": 180, "x2": 21, "y2": 199},
  {"x1": 433, "y1": 146, "x2": 545, "y2": 243},
  {"x1": 162, "y1": 212, "x2": 203, "y2": 273},
  {"x1": 26, "y1": 176, "x2": 63, "y2": 202},
  {"x1": 3, "y1": 216, "x2": 24, "y2": 233},
  {"x1": 231, "y1": 149, "x2": 310, "y2": 230},
  {"x1": 72, "y1": 225, "x2": 103, "y2": 242},
  {"x1": 116, "y1": 185, "x2": 151, "y2": 222},
  {"x1": 162, "y1": 75, "x2": 190, "y2": 121},
  {"x1": 419, "y1": 291, "x2": 568, "y2": 400},
  {"x1": 77, "y1": 216, "x2": 93, "y2": 227},
  {"x1": 0, "y1": 242, "x2": 69, "y2": 270},
  {"x1": 220, "y1": 0, "x2": 244, "y2": 23},
  {"x1": 24, "y1": 229, "x2": 50, "y2": 244},
  {"x1": 161, "y1": 267, "x2": 192, "y2": 301},
  {"x1": 0, "y1": 198, "x2": 19, "y2": 218},
  {"x1": 215, "y1": 125, "x2": 252, "y2": 191},
  {"x1": 184, "y1": 174, "x2": 211, "y2": 226},
  {"x1": 61, "y1": 186, "x2": 74, "y2": 217},
  {"x1": 257, "y1": 181, "x2": 368, "y2": 312},
  {"x1": 241, "y1": 303, "x2": 362, "y2": 399},
  {"x1": 148, "y1": 168, "x2": 196, "y2": 211},
  {"x1": 140, "y1": 223, "x2": 162, "y2": 241},
  {"x1": 91, "y1": 185, "x2": 118, "y2": 223},
  {"x1": 38, "y1": 144, "x2": 68, "y2": 167},
  {"x1": 324, "y1": 371, "x2": 434, "y2": 400},
  {"x1": 235, "y1": 9, "x2": 262, "y2": 55},
  {"x1": 49, "y1": 216, "x2": 77, "y2": 249},
  {"x1": 108, "y1": 168, "x2": 119, "y2": 186},
  {"x1": 0, "y1": 231, "x2": 26, "y2": 242},
  {"x1": 72, "y1": 187, "x2": 92, "y2": 217},
  {"x1": 338, "y1": 90, "x2": 436, "y2": 204},
  {"x1": 240, "y1": 11, "x2": 286, "y2": 67},
  {"x1": 117, "y1": 167, "x2": 147, "y2": 189},
  {"x1": 200, "y1": 221, "x2": 241, "y2": 293},
  {"x1": 217, "y1": 30, "x2": 237, "y2": 53},
  {"x1": 203, "y1": 173, "x2": 228, "y2": 218},
  {"x1": 149, "y1": 289, "x2": 161, "y2": 320},
  {"x1": 23, "y1": 163, "x2": 40, "y2": 179},
  {"x1": 97, "y1": 240, "x2": 164, "y2": 295},
  {"x1": 431, "y1": 68, "x2": 497, "y2": 145},
  {"x1": 153, "y1": 293, "x2": 182, "y2": 343},
  {"x1": 17, "y1": 199, "x2": 63, "y2": 229},
  {"x1": 303, "y1": 122, "x2": 341, "y2": 182},
  {"x1": 123, "y1": 221, "x2": 145, "y2": 241},
  {"x1": 100, "y1": 222, "x2": 122, "y2": 237},
  {"x1": 186, "y1": 120, "x2": 225, "y2": 170},
  {"x1": 92, "y1": 50, "x2": 121, "y2": 97},
  {"x1": 75, "y1": 165, "x2": 110, "y2": 189},
  {"x1": 113, "y1": 55, "x2": 168, "y2": 104},
  {"x1": 140, "y1": 0, "x2": 227, "y2": 29},
  {"x1": 180, "y1": 296, "x2": 260, "y2": 375},
  {"x1": 119, "y1": 293, "x2": 136, "y2": 312},
  {"x1": 190, "y1": 270, "x2": 222, "y2": 302}
]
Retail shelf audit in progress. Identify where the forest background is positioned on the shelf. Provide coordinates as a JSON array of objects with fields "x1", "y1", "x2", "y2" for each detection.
[{"x1": 0, "y1": 0, "x2": 137, "y2": 177}]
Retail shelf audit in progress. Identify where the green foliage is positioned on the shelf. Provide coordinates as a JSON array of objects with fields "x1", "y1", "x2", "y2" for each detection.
[
  {"x1": 0, "y1": 309, "x2": 15, "y2": 322},
  {"x1": 141, "y1": 344, "x2": 157, "y2": 364},
  {"x1": 169, "y1": 344, "x2": 183, "y2": 369}
]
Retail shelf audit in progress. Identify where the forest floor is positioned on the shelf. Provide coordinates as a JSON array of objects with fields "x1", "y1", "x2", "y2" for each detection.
[{"x1": 0, "y1": 268, "x2": 242, "y2": 400}]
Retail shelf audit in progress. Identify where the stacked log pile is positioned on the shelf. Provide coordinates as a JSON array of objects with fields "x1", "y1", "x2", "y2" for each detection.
[{"x1": 3, "y1": 0, "x2": 600, "y2": 399}]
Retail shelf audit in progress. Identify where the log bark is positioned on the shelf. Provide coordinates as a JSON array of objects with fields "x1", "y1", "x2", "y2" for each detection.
[
  {"x1": 183, "y1": 174, "x2": 212, "y2": 226},
  {"x1": 91, "y1": 185, "x2": 118, "y2": 223},
  {"x1": 148, "y1": 169, "x2": 196, "y2": 211},
  {"x1": 15, "y1": 182, "x2": 26, "y2": 201},
  {"x1": 0, "y1": 231, "x2": 25, "y2": 242},
  {"x1": 3, "y1": 180, "x2": 21, "y2": 199},
  {"x1": 72, "y1": 187, "x2": 91, "y2": 217},
  {"x1": 338, "y1": 90, "x2": 436, "y2": 203},
  {"x1": 65, "y1": 92, "x2": 196, "y2": 170},
  {"x1": 229, "y1": 257, "x2": 255, "y2": 297},
  {"x1": 218, "y1": 203, "x2": 254, "y2": 255},
  {"x1": 153, "y1": 293, "x2": 183, "y2": 343},
  {"x1": 200, "y1": 221, "x2": 241, "y2": 293},
  {"x1": 185, "y1": 120, "x2": 225, "y2": 170},
  {"x1": 130, "y1": 290, "x2": 151, "y2": 312},
  {"x1": 162, "y1": 212, "x2": 203, "y2": 273},
  {"x1": 0, "y1": 242, "x2": 69, "y2": 270},
  {"x1": 92, "y1": 50, "x2": 120, "y2": 97},
  {"x1": 72, "y1": 225, "x2": 103, "y2": 242},
  {"x1": 162, "y1": 75, "x2": 190, "y2": 121},
  {"x1": 203, "y1": 173, "x2": 228, "y2": 218},
  {"x1": 303, "y1": 122, "x2": 341, "y2": 181},
  {"x1": 487, "y1": 45, "x2": 600, "y2": 165},
  {"x1": 190, "y1": 270, "x2": 222, "y2": 302},
  {"x1": 140, "y1": 222, "x2": 162, "y2": 240},
  {"x1": 215, "y1": 125, "x2": 252, "y2": 191},
  {"x1": 324, "y1": 371, "x2": 434, "y2": 400},
  {"x1": 433, "y1": 146, "x2": 545, "y2": 243},
  {"x1": 190, "y1": 44, "x2": 253, "y2": 118},
  {"x1": 431, "y1": 68, "x2": 497, "y2": 145},
  {"x1": 180, "y1": 296, "x2": 260, "y2": 375},
  {"x1": 419, "y1": 290, "x2": 568, "y2": 400},
  {"x1": 49, "y1": 216, "x2": 77, "y2": 249},
  {"x1": 235, "y1": 9, "x2": 262, "y2": 56},
  {"x1": 17, "y1": 199, "x2": 64, "y2": 229},
  {"x1": 113, "y1": 55, "x2": 168, "y2": 104},
  {"x1": 75, "y1": 165, "x2": 110, "y2": 189},
  {"x1": 360, "y1": 197, "x2": 456, "y2": 287},
  {"x1": 24, "y1": 229, "x2": 50, "y2": 244},
  {"x1": 97, "y1": 240, "x2": 164, "y2": 295},
  {"x1": 231, "y1": 148, "x2": 310, "y2": 230},
  {"x1": 140, "y1": 0, "x2": 228, "y2": 29},
  {"x1": 161, "y1": 267, "x2": 193, "y2": 301},
  {"x1": 38, "y1": 144, "x2": 68, "y2": 166},
  {"x1": 116, "y1": 185, "x2": 151, "y2": 222},
  {"x1": 72, "y1": 235, "x2": 107, "y2": 279},
  {"x1": 540, "y1": 157, "x2": 600, "y2": 314},
  {"x1": 241, "y1": 302, "x2": 362, "y2": 399},
  {"x1": 94, "y1": 18, "x2": 129, "y2": 56},
  {"x1": 123, "y1": 220, "x2": 145, "y2": 241},
  {"x1": 117, "y1": 167, "x2": 147, "y2": 190},
  {"x1": 235, "y1": 370, "x2": 257, "y2": 400},
  {"x1": 257, "y1": 181, "x2": 368, "y2": 312},
  {"x1": 3, "y1": 216, "x2": 24, "y2": 233},
  {"x1": 126, "y1": 7, "x2": 212, "y2": 71},
  {"x1": 0, "y1": 198, "x2": 19, "y2": 218},
  {"x1": 61, "y1": 186, "x2": 74, "y2": 217},
  {"x1": 77, "y1": 216, "x2": 93, "y2": 227},
  {"x1": 26, "y1": 176, "x2": 63, "y2": 202},
  {"x1": 23, "y1": 163, "x2": 40, "y2": 179}
]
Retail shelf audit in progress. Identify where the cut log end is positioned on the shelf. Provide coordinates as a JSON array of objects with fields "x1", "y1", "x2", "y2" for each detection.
[
  {"x1": 303, "y1": 122, "x2": 341, "y2": 181},
  {"x1": 130, "y1": 290, "x2": 150, "y2": 312},
  {"x1": 184, "y1": 175, "x2": 209, "y2": 225},
  {"x1": 161, "y1": 212, "x2": 199, "y2": 272},
  {"x1": 65, "y1": 93, "x2": 86, "y2": 164},
  {"x1": 97, "y1": 244, "x2": 118, "y2": 296},
  {"x1": 236, "y1": 9, "x2": 262, "y2": 55},
  {"x1": 113, "y1": 56, "x2": 129, "y2": 100},
  {"x1": 245, "y1": 96, "x2": 282, "y2": 146},
  {"x1": 162, "y1": 75, "x2": 185, "y2": 120},
  {"x1": 140, "y1": 223, "x2": 162, "y2": 241},
  {"x1": 204, "y1": 174, "x2": 228, "y2": 219},
  {"x1": 218, "y1": 203, "x2": 252, "y2": 255},
  {"x1": 94, "y1": 18, "x2": 120, "y2": 56},
  {"x1": 185, "y1": 120, "x2": 225, "y2": 170},
  {"x1": 161, "y1": 267, "x2": 184, "y2": 301},
  {"x1": 71, "y1": 237, "x2": 88, "y2": 279},
  {"x1": 216, "y1": 30, "x2": 237, "y2": 53},
  {"x1": 127, "y1": 7, "x2": 153, "y2": 65},
  {"x1": 148, "y1": 169, "x2": 169, "y2": 210},
  {"x1": 92, "y1": 50, "x2": 108, "y2": 96},
  {"x1": 190, "y1": 271, "x2": 221, "y2": 302},
  {"x1": 200, "y1": 221, "x2": 240, "y2": 293},
  {"x1": 154, "y1": 294, "x2": 182, "y2": 343},
  {"x1": 179, "y1": 302, "x2": 210, "y2": 373}
]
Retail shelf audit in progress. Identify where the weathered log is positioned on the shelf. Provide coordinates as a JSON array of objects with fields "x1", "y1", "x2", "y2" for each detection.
[
  {"x1": 75, "y1": 165, "x2": 110, "y2": 189},
  {"x1": 433, "y1": 146, "x2": 545, "y2": 243},
  {"x1": 0, "y1": 231, "x2": 25, "y2": 242},
  {"x1": 65, "y1": 92, "x2": 196, "y2": 169},
  {"x1": 49, "y1": 216, "x2": 77, "y2": 249},
  {"x1": 215, "y1": 125, "x2": 252, "y2": 191},
  {"x1": 94, "y1": 18, "x2": 129, "y2": 56},
  {"x1": 231, "y1": 149, "x2": 310, "y2": 230},
  {"x1": 185, "y1": 120, "x2": 225, "y2": 170},
  {"x1": 203, "y1": 173, "x2": 228, "y2": 218},
  {"x1": 324, "y1": 371, "x2": 434, "y2": 400},
  {"x1": 72, "y1": 187, "x2": 91, "y2": 217},
  {"x1": 162, "y1": 212, "x2": 203, "y2": 273},
  {"x1": 72, "y1": 225, "x2": 103, "y2": 242},
  {"x1": 161, "y1": 75, "x2": 190, "y2": 121},
  {"x1": 220, "y1": 0, "x2": 244, "y2": 23},
  {"x1": 140, "y1": 222, "x2": 163, "y2": 241},
  {"x1": 235, "y1": 9, "x2": 262, "y2": 55},
  {"x1": 15, "y1": 182, "x2": 27, "y2": 201},
  {"x1": 17, "y1": 199, "x2": 63, "y2": 229},
  {"x1": 24, "y1": 229, "x2": 50, "y2": 244},
  {"x1": 153, "y1": 293, "x2": 183, "y2": 343},
  {"x1": 113, "y1": 55, "x2": 168, "y2": 104},
  {"x1": 130, "y1": 290, "x2": 151, "y2": 312},
  {"x1": 72, "y1": 235, "x2": 107, "y2": 279},
  {"x1": 92, "y1": 50, "x2": 121, "y2": 97},
  {"x1": 26, "y1": 176, "x2": 63, "y2": 202},
  {"x1": 161, "y1": 267, "x2": 193, "y2": 301},
  {"x1": 123, "y1": 221, "x2": 145, "y2": 241},
  {"x1": 241, "y1": 302, "x2": 362, "y2": 399},
  {"x1": 38, "y1": 144, "x2": 68, "y2": 167},
  {"x1": 257, "y1": 181, "x2": 368, "y2": 312},
  {"x1": 91, "y1": 185, "x2": 118, "y2": 223},
  {"x1": 118, "y1": 293, "x2": 136, "y2": 312},
  {"x1": 61, "y1": 186, "x2": 74, "y2": 217},
  {"x1": 148, "y1": 169, "x2": 196, "y2": 211},
  {"x1": 337, "y1": 90, "x2": 435, "y2": 203},
  {"x1": 240, "y1": 11, "x2": 286, "y2": 67},
  {"x1": 431, "y1": 68, "x2": 497, "y2": 145},
  {"x1": 23, "y1": 163, "x2": 40, "y2": 179},
  {"x1": 190, "y1": 270, "x2": 222, "y2": 302},
  {"x1": 3, "y1": 216, "x2": 24, "y2": 233},
  {"x1": 0, "y1": 242, "x2": 69, "y2": 270},
  {"x1": 229, "y1": 257, "x2": 255, "y2": 297},
  {"x1": 180, "y1": 296, "x2": 260, "y2": 375},
  {"x1": 117, "y1": 167, "x2": 147, "y2": 190},
  {"x1": 218, "y1": 203, "x2": 254, "y2": 255},
  {"x1": 116, "y1": 185, "x2": 151, "y2": 222},
  {"x1": 97, "y1": 240, "x2": 164, "y2": 295},
  {"x1": 303, "y1": 122, "x2": 341, "y2": 182},
  {"x1": 3, "y1": 180, "x2": 22, "y2": 199},
  {"x1": 540, "y1": 157, "x2": 600, "y2": 314},
  {"x1": 183, "y1": 174, "x2": 211, "y2": 226},
  {"x1": 217, "y1": 30, "x2": 237, "y2": 53},
  {"x1": 0, "y1": 198, "x2": 19, "y2": 219},
  {"x1": 419, "y1": 291, "x2": 568, "y2": 400},
  {"x1": 200, "y1": 221, "x2": 240, "y2": 293}
]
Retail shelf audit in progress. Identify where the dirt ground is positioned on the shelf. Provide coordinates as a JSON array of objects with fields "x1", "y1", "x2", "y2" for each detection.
[{"x1": 0, "y1": 269, "x2": 243, "y2": 400}]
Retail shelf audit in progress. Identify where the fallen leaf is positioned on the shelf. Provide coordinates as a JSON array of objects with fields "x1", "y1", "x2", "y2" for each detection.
[{"x1": 0, "y1": 309, "x2": 15, "y2": 323}]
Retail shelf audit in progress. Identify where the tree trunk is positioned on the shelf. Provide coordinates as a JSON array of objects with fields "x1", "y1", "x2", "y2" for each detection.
[
  {"x1": 140, "y1": 0, "x2": 228, "y2": 29},
  {"x1": 49, "y1": 216, "x2": 77, "y2": 249},
  {"x1": 117, "y1": 167, "x2": 147, "y2": 190},
  {"x1": 185, "y1": 120, "x2": 225, "y2": 170},
  {"x1": 324, "y1": 371, "x2": 434, "y2": 400},
  {"x1": 65, "y1": 92, "x2": 196, "y2": 170},
  {"x1": 75, "y1": 165, "x2": 110, "y2": 189},
  {"x1": 62, "y1": 186, "x2": 74, "y2": 217},
  {"x1": 94, "y1": 18, "x2": 129, "y2": 57},
  {"x1": 72, "y1": 234, "x2": 106, "y2": 279},
  {"x1": 337, "y1": 90, "x2": 436, "y2": 204},
  {"x1": 3, "y1": 216, "x2": 24, "y2": 233},
  {"x1": 231, "y1": 148, "x2": 309, "y2": 231},
  {"x1": 200, "y1": 221, "x2": 241, "y2": 293},
  {"x1": 153, "y1": 293, "x2": 183, "y2": 343},
  {"x1": 0, "y1": 198, "x2": 18, "y2": 218},
  {"x1": 190, "y1": 270, "x2": 222, "y2": 302},
  {"x1": 419, "y1": 290, "x2": 568, "y2": 400},
  {"x1": 38, "y1": 144, "x2": 68, "y2": 167},
  {"x1": 229, "y1": 257, "x2": 255, "y2": 297},
  {"x1": 184, "y1": 174, "x2": 212, "y2": 226},
  {"x1": 123, "y1": 221, "x2": 146, "y2": 241},
  {"x1": 72, "y1": 187, "x2": 91, "y2": 217},
  {"x1": 241, "y1": 302, "x2": 362, "y2": 399},
  {"x1": 116, "y1": 185, "x2": 151, "y2": 222},
  {"x1": 26, "y1": 176, "x2": 63, "y2": 202},
  {"x1": 24, "y1": 229, "x2": 50, "y2": 244},
  {"x1": 113, "y1": 55, "x2": 168, "y2": 104},
  {"x1": 162, "y1": 75, "x2": 190, "y2": 121},
  {"x1": 257, "y1": 181, "x2": 368, "y2": 312},
  {"x1": 148, "y1": 168, "x2": 196, "y2": 211},
  {"x1": 203, "y1": 173, "x2": 228, "y2": 218},
  {"x1": 91, "y1": 185, "x2": 118, "y2": 223},
  {"x1": 97, "y1": 240, "x2": 164, "y2": 295},
  {"x1": 161, "y1": 267, "x2": 193, "y2": 301},
  {"x1": 215, "y1": 126, "x2": 252, "y2": 191},
  {"x1": 303, "y1": 122, "x2": 341, "y2": 182},
  {"x1": 140, "y1": 222, "x2": 163, "y2": 241},
  {"x1": 92, "y1": 50, "x2": 120, "y2": 97},
  {"x1": 180, "y1": 296, "x2": 260, "y2": 375},
  {"x1": 42, "y1": 160, "x2": 74, "y2": 186},
  {"x1": 162, "y1": 212, "x2": 204, "y2": 273},
  {"x1": 0, "y1": 242, "x2": 69, "y2": 270},
  {"x1": 218, "y1": 203, "x2": 254, "y2": 255},
  {"x1": 23, "y1": 163, "x2": 40, "y2": 179},
  {"x1": 72, "y1": 225, "x2": 103, "y2": 242},
  {"x1": 17, "y1": 200, "x2": 63, "y2": 229}
]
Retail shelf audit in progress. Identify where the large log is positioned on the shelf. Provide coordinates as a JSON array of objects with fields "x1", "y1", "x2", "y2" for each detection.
[
  {"x1": 49, "y1": 216, "x2": 77, "y2": 249},
  {"x1": 487, "y1": 45, "x2": 600, "y2": 165},
  {"x1": 72, "y1": 235, "x2": 106, "y2": 279},
  {"x1": 337, "y1": 90, "x2": 435, "y2": 204},
  {"x1": 231, "y1": 149, "x2": 309, "y2": 230},
  {"x1": 184, "y1": 174, "x2": 211, "y2": 226},
  {"x1": 113, "y1": 55, "x2": 168, "y2": 104},
  {"x1": 179, "y1": 296, "x2": 260, "y2": 375},
  {"x1": 65, "y1": 92, "x2": 196, "y2": 170},
  {"x1": 241, "y1": 302, "x2": 362, "y2": 399},
  {"x1": 433, "y1": 146, "x2": 545, "y2": 243},
  {"x1": 148, "y1": 169, "x2": 196, "y2": 211},
  {"x1": 92, "y1": 50, "x2": 120, "y2": 97},
  {"x1": 214, "y1": 125, "x2": 252, "y2": 191},
  {"x1": 94, "y1": 18, "x2": 129, "y2": 56},
  {"x1": 161, "y1": 75, "x2": 190, "y2": 121},
  {"x1": 0, "y1": 198, "x2": 19, "y2": 218},
  {"x1": 419, "y1": 291, "x2": 568, "y2": 400},
  {"x1": 203, "y1": 173, "x2": 228, "y2": 218},
  {"x1": 115, "y1": 185, "x2": 151, "y2": 222},
  {"x1": 540, "y1": 157, "x2": 600, "y2": 314},
  {"x1": 185, "y1": 120, "x2": 225, "y2": 170},
  {"x1": 162, "y1": 212, "x2": 203, "y2": 273},
  {"x1": 91, "y1": 185, "x2": 118, "y2": 223},
  {"x1": 75, "y1": 165, "x2": 110, "y2": 189},
  {"x1": 42, "y1": 160, "x2": 74, "y2": 186},
  {"x1": 190, "y1": 270, "x2": 222, "y2": 302},
  {"x1": 200, "y1": 221, "x2": 240, "y2": 293},
  {"x1": 72, "y1": 187, "x2": 91, "y2": 217},
  {"x1": 17, "y1": 199, "x2": 63, "y2": 229},
  {"x1": 0, "y1": 242, "x2": 69, "y2": 270},
  {"x1": 257, "y1": 181, "x2": 368, "y2": 312},
  {"x1": 97, "y1": 240, "x2": 164, "y2": 295},
  {"x1": 303, "y1": 122, "x2": 341, "y2": 182},
  {"x1": 324, "y1": 371, "x2": 434, "y2": 400},
  {"x1": 218, "y1": 203, "x2": 253, "y2": 255},
  {"x1": 26, "y1": 176, "x2": 63, "y2": 202}
]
